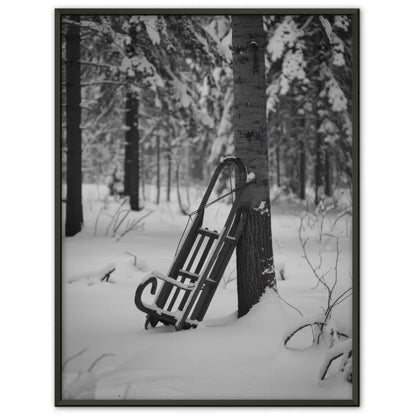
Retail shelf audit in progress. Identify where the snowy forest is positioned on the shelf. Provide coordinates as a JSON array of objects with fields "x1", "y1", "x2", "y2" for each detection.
[{"x1": 60, "y1": 13, "x2": 356, "y2": 403}]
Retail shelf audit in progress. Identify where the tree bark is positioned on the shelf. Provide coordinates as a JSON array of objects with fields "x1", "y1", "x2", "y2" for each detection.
[
  {"x1": 306, "y1": 18, "x2": 327, "y2": 206},
  {"x1": 314, "y1": 131, "x2": 325, "y2": 205},
  {"x1": 276, "y1": 121, "x2": 282, "y2": 188},
  {"x1": 65, "y1": 15, "x2": 83, "y2": 237},
  {"x1": 232, "y1": 15, "x2": 277, "y2": 318},
  {"x1": 298, "y1": 117, "x2": 306, "y2": 200},
  {"x1": 275, "y1": 144, "x2": 280, "y2": 187},
  {"x1": 312, "y1": 76, "x2": 325, "y2": 205},
  {"x1": 140, "y1": 141, "x2": 146, "y2": 201},
  {"x1": 188, "y1": 116, "x2": 204, "y2": 182},
  {"x1": 166, "y1": 141, "x2": 171, "y2": 202},
  {"x1": 123, "y1": 93, "x2": 132, "y2": 197},
  {"x1": 129, "y1": 94, "x2": 140, "y2": 211},
  {"x1": 324, "y1": 148, "x2": 331, "y2": 197},
  {"x1": 156, "y1": 134, "x2": 160, "y2": 205},
  {"x1": 123, "y1": 20, "x2": 141, "y2": 210},
  {"x1": 176, "y1": 166, "x2": 188, "y2": 215}
]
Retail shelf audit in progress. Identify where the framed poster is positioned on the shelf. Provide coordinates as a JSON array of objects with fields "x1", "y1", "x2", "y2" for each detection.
[{"x1": 55, "y1": 8, "x2": 359, "y2": 406}]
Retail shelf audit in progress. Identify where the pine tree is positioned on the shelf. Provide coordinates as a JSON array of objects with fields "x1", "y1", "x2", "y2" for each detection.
[{"x1": 265, "y1": 15, "x2": 353, "y2": 200}]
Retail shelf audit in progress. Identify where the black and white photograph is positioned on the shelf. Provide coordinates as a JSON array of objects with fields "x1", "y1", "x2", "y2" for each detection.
[{"x1": 56, "y1": 9, "x2": 359, "y2": 405}]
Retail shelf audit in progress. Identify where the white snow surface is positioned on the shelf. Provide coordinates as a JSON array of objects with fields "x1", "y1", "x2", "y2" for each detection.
[
  {"x1": 62, "y1": 184, "x2": 352, "y2": 400},
  {"x1": 246, "y1": 171, "x2": 256, "y2": 182}
]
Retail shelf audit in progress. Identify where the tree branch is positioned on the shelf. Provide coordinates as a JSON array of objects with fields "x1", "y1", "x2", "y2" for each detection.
[{"x1": 80, "y1": 81, "x2": 127, "y2": 87}]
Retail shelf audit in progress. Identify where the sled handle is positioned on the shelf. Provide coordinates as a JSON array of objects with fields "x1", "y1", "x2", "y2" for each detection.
[
  {"x1": 135, "y1": 272, "x2": 195, "y2": 315},
  {"x1": 134, "y1": 276, "x2": 158, "y2": 316},
  {"x1": 197, "y1": 156, "x2": 247, "y2": 212}
]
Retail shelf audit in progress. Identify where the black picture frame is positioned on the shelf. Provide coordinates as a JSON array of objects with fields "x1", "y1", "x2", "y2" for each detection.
[{"x1": 55, "y1": 8, "x2": 359, "y2": 406}]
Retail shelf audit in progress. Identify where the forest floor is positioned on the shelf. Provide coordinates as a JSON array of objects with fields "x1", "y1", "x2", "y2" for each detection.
[{"x1": 61, "y1": 184, "x2": 353, "y2": 400}]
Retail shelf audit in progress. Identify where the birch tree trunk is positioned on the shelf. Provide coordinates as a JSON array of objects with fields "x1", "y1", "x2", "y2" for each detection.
[
  {"x1": 232, "y1": 15, "x2": 277, "y2": 318},
  {"x1": 65, "y1": 15, "x2": 83, "y2": 237}
]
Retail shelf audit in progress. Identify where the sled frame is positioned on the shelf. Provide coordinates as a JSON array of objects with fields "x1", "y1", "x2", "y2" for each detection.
[{"x1": 134, "y1": 156, "x2": 248, "y2": 330}]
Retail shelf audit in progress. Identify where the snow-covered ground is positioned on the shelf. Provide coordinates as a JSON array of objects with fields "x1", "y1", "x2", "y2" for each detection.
[{"x1": 61, "y1": 184, "x2": 353, "y2": 400}]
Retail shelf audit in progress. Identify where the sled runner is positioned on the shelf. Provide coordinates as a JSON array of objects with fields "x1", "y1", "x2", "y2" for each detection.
[{"x1": 134, "y1": 156, "x2": 249, "y2": 330}]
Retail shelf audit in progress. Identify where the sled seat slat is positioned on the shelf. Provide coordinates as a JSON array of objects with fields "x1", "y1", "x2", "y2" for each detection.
[
  {"x1": 178, "y1": 269, "x2": 200, "y2": 281},
  {"x1": 146, "y1": 271, "x2": 195, "y2": 291},
  {"x1": 195, "y1": 237, "x2": 216, "y2": 274},
  {"x1": 185, "y1": 233, "x2": 205, "y2": 270},
  {"x1": 198, "y1": 228, "x2": 219, "y2": 238}
]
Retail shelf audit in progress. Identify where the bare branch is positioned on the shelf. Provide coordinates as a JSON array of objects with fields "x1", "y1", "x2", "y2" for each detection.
[
  {"x1": 125, "y1": 251, "x2": 137, "y2": 267},
  {"x1": 274, "y1": 287, "x2": 303, "y2": 317},
  {"x1": 87, "y1": 353, "x2": 115, "y2": 372},
  {"x1": 332, "y1": 238, "x2": 340, "y2": 293},
  {"x1": 117, "y1": 210, "x2": 153, "y2": 240},
  {"x1": 100, "y1": 267, "x2": 115, "y2": 282},
  {"x1": 299, "y1": 219, "x2": 331, "y2": 292},
  {"x1": 62, "y1": 348, "x2": 87, "y2": 370},
  {"x1": 79, "y1": 60, "x2": 115, "y2": 69}
]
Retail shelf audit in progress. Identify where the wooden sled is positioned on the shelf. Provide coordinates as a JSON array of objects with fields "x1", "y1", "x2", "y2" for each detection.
[{"x1": 134, "y1": 156, "x2": 248, "y2": 330}]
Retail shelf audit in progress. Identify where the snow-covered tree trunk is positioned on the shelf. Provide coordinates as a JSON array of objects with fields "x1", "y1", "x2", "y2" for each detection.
[
  {"x1": 65, "y1": 15, "x2": 83, "y2": 236},
  {"x1": 232, "y1": 15, "x2": 277, "y2": 317}
]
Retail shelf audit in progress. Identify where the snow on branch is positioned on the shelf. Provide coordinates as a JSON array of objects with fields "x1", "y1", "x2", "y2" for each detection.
[
  {"x1": 282, "y1": 214, "x2": 353, "y2": 382},
  {"x1": 319, "y1": 339, "x2": 352, "y2": 382},
  {"x1": 80, "y1": 81, "x2": 127, "y2": 87},
  {"x1": 63, "y1": 18, "x2": 129, "y2": 57}
]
